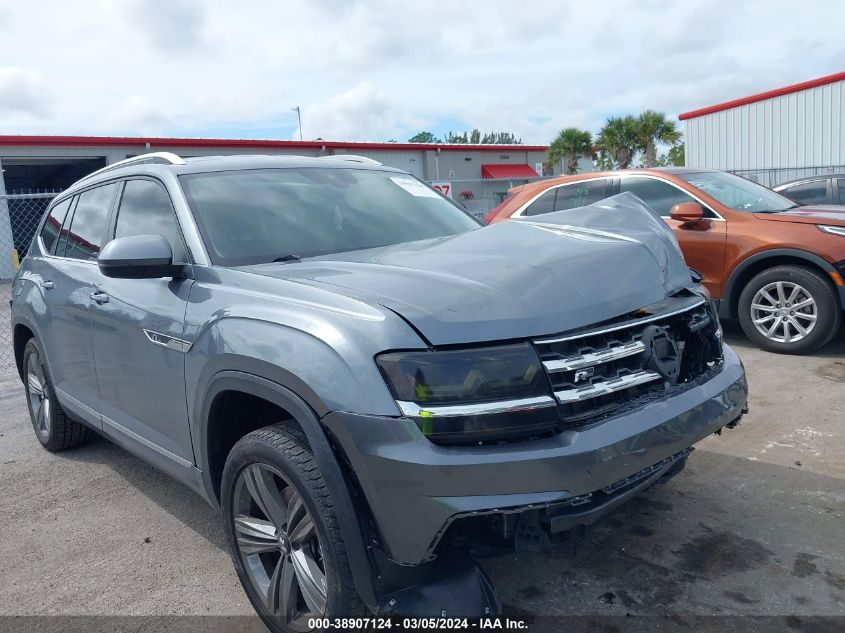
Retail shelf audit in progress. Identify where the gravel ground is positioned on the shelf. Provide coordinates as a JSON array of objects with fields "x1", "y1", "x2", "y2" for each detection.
[{"x1": 0, "y1": 324, "x2": 843, "y2": 629}]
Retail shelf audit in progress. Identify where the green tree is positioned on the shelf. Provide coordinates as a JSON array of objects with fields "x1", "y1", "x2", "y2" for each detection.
[
  {"x1": 595, "y1": 115, "x2": 640, "y2": 169},
  {"x1": 408, "y1": 131, "x2": 441, "y2": 143},
  {"x1": 445, "y1": 129, "x2": 522, "y2": 144},
  {"x1": 636, "y1": 110, "x2": 682, "y2": 167},
  {"x1": 548, "y1": 128, "x2": 592, "y2": 174}
]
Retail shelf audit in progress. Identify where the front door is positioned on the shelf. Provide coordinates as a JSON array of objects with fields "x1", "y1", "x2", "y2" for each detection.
[
  {"x1": 618, "y1": 176, "x2": 727, "y2": 298},
  {"x1": 90, "y1": 178, "x2": 195, "y2": 463}
]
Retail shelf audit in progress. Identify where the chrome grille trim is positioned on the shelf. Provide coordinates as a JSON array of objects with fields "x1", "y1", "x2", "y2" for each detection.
[
  {"x1": 543, "y1": 340, "x2": 645, "y2": 373},
  {"x1": 554, "y1": 370, "x2": 661, "y2": 403},
  {"x1": 534, "y1": 298, "x2": 706, "y2": 345}
]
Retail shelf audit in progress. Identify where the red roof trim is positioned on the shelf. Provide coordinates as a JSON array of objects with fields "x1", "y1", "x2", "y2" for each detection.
[
  {"x1": 481, "y1": 163, "x2": 539, "y2": 179},
  {"x1": 679, "y1": 70, "x2": 845, "y2": 120},
  {"x1": 0, "y1": 135, "x2": 546, "y2": 152}
]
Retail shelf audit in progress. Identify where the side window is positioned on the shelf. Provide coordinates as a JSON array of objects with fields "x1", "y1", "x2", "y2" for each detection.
[
  {"x1": 620, "y1": 177, "x2": 704, "y2": 217},
  {"x1": 522, "y1": 189, "x2": 557, "y2": 216},
  {"x1": 62, "y1": 183, "x2": 118, "y2": 260},
  {"x1": 837, "y1": 179, "x2": 845, "y2": 205},
  {"x1": 783, "y1": 180, "x2": 829, "y2": 205},
  {"x1": 113, "y1": 179, "x2": 187, "y2": 262},
  {"x1": 39, "y1": 198, "x2": 72, "y2": 255},
  {"x1": 553, "y1": 179, "x2": 609, "y2": 210}
]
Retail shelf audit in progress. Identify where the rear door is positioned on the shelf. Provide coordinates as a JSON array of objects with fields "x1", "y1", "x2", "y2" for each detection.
[
  {"x1": 39, "y1": 183, "x2": 118, "y2": 421},
  {"x1": 617, "y1": 175, "x2": 727, "y2": 297},
  {"x1": 90, "y1": 178, "x2": 195, "y2": 463}
]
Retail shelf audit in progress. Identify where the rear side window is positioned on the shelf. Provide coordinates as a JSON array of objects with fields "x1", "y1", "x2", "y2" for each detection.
[
  {"x1": 782, "y1": 180, "x2": 829, "y2": 205},
  {"x1": 39, "y1": 198, "x2": 72, "y2": 255},
  {"x1": 522, "y1": 189, "x2": 557, "y2": 216},
  {"x1": 620, "y1": 177, "x2": 703, "y2": 217},
  {"x1": 113, "y1": 179, "x2": 187, "y2": 262},
  {"x1": 553, "y1": 179, "x2": 609, "y2": 210},
  {"x1": 61, "y1": 183, "x2": 118, "y2": 260}
]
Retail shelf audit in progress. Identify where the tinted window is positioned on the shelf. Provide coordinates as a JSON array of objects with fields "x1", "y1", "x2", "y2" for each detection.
[
  {"x1": 180, "y1": 168, "x2": 480, "y2": 267},
  {"x1": 62, "y1": 183, "x2": 117, "y2": 259},
  {"x1": 837, "y1": 179, "x2": 845, "y2": 204},
  {"x1": 620, "y1": 177, "x2": 698, "y2": 216},
  {"x1": 114, "y1": 180, "x2": 187, "y2": 262},
  {"x1": 39, "y1": 198, "x2": 72, "y2": 255},
  {"x1": 554, "y1": 179, "x2": 609, "y2": 210},
  {"x1": 523, "y1": 189, "x2": 556, "y2": 216},
  {"x1": 783, "y1": 180, "x2": 829, "y2": 205}
]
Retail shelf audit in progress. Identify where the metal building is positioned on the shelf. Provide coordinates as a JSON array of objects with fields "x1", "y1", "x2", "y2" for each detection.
[{"x1": 680, "y1": 70, "x2": 845, "y2": 186}]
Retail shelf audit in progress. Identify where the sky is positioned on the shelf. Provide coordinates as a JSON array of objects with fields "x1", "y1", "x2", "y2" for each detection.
[{"x1": 0, "y1": 0, "x2": 842, "y2": 145}]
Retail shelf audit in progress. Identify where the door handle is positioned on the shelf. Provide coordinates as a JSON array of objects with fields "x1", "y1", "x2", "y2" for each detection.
[
  {"x1": 40, "y1": 280, "x2": 54, "y2": 290},
  {"x1": 90, "y1": 291, "x2": 109, "y2": 304}
]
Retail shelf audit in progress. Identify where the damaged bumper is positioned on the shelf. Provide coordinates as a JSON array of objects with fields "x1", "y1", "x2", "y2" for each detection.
[{"x1": 323, "y1": 344, "x2": 747, "y2": 568}]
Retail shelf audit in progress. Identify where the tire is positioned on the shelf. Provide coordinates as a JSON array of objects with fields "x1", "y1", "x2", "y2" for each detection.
[
  {"x1": 22, "y1": 338, "x2": 94, "y2": 451},
  {"x1": 221, "y1": 423, "x2": 366, "y2": 632},
  {"x1": 738, "y1": 265, "x2": 842, "y2": 354}
]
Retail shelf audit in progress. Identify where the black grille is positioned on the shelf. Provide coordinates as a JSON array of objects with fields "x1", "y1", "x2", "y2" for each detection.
[{"x1": 533, "y1": 296, "x2": 722, "y2": 427}]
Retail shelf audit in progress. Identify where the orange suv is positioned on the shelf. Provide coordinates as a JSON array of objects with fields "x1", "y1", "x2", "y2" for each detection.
[{"x1": 486, "y1": 168, "x2": 845, "y2": 354}]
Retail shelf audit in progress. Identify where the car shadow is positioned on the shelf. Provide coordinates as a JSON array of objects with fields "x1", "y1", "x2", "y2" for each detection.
[{"x1": 57, "y1": 435, "x2": 228, "y2": 551}]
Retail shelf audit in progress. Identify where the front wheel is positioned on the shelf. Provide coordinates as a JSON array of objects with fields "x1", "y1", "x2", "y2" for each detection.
[
  {"x1": 738, "y1": 265, "x2": 841, "y2": 354},
  {"x1": 221, "y1": 423, "x2": 365, "y2": 632}
]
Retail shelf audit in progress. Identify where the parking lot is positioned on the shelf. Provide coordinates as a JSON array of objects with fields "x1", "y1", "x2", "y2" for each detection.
[{"x1": 0, "y1": 324, "x2": 843, "y2": 627}]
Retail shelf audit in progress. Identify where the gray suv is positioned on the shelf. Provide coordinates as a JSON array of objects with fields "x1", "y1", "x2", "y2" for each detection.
[{"x1": 10, "y1": 153, "x2": 748, "y2": 630}]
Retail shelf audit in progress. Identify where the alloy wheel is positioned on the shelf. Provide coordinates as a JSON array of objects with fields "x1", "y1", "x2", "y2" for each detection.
[
  {"x1": 750, "y1": 281, "x2": 817, "y2": 344},
  {"x1": 232, "y1": 463, "x2": 327, "y2": 630},
  {"x1": 26, "y1": 354, "x2": 51, "y2": 440}
]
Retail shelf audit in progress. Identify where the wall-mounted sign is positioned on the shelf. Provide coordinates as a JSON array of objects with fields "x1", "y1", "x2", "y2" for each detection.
[{"x1": 430, "y1": 181, "x2": 453, "y2": 198}]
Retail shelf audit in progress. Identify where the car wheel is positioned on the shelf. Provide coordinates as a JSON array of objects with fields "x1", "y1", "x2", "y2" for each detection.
[
  {"x1": 738, "y1": 265, "x2": 842, "y2": 354},
  {"x1": 22, "y1": 338, "x2": 94, "y2": 451},
  {"x1": 221, "y1": 423, "x2": 365, "y2": 632}
]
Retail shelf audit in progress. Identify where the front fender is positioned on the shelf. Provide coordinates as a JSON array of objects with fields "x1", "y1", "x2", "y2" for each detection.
[{"x1": 194, "y1": 371, "x2": 379, "y2": 611}]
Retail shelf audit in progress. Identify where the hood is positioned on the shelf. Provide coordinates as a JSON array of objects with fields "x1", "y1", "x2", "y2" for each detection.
[
  {"x1": 241, "y1": 193, "x2": 693, "y2": 346},
  {"x1": 754, "y1": 205, "x2": 845, "y2": 225}
]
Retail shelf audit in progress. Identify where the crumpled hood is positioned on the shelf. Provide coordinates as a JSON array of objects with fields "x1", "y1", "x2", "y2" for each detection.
[
  {"x1": 754, "y1": 205, "x2": 845, "y2": 225},
  {"x1": 241, "y1": 193, "x2": 693, "y2": 345}
]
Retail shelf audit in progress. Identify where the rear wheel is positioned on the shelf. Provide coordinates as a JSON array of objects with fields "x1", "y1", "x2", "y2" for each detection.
[
  {"x1": 22, "y1": 338, "x2": 94, "y2": 451},
  {"x1": 738, "y1": 265, "x2": 841, "y2": 354},
  {"x1": 221, "y1": 423, "x2": 365, "y2": 632}
]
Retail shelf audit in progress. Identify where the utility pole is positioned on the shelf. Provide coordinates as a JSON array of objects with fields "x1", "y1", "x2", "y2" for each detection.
[{"x1": 292, "y1": 106, "x2": 303, "y2": 140}]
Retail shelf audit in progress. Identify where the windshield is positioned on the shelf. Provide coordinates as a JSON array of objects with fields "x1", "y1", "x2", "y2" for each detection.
[
  {"x1": 180, "y1": 168, "x2": 480, "y2": 266},
  {"x1": 678, "y1": 171, "x2": 797, "y2": 212}
]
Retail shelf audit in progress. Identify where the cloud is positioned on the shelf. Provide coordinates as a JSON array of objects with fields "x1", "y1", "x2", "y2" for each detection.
[
  {"x1": 120, "y1": 0, "x2": 207, "y2": 51},
  {"x1": 301, "y1": 82, "x2": 424, "y2": 141},
  {"x1": 0, "y1": 67, "x2": 48, "y2": 116},
  {"x1": 0, "y1": 0, "x2": 841, "y2": 143}
]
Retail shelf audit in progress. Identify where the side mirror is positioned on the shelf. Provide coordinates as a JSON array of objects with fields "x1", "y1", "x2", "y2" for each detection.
[
  {"x1": 669, "y1": 202, "x2": 705, "y2": 223},
  {"x1": 98, "y1": 235, "x2": 186, "y2": 279}
]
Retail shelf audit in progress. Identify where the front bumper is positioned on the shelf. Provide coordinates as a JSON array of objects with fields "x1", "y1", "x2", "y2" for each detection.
[{"x1": 323, "y1": 344, "x2": 748, "y2": 566}]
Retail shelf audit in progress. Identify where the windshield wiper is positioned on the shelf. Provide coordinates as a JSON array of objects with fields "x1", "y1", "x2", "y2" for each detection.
[{"x1": 272, "y1": 254, "x2": 301, "y2": 263}]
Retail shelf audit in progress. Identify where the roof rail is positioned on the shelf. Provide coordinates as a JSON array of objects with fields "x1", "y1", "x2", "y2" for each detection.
[
  {"x1": 76, "y1": 152, "x2": 186, "y2": 184},
  {"x1": 319, "y1": 154, "x2": 382, "y2": 166}
]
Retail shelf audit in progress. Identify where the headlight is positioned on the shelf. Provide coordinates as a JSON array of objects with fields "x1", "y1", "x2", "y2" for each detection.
[
  {"x1": 376, "y1": 344, "x2": 559, "y2": 444},
  {"x1": 818, "y1": 225, "x2": 845, "y2": 237}
]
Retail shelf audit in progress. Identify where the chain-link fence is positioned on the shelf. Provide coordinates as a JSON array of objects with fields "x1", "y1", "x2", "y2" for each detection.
[
  {"x1": 1, "y1": 192, "x2": 58, "y2": 369},
  {"x1": 729, "y1": 165, "x2": 845, "y2": 188}
]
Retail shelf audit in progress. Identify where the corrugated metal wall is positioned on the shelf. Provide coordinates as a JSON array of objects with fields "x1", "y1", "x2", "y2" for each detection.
[{"x1": 684, "y1": 78, "x2": 845, "y2": 173}]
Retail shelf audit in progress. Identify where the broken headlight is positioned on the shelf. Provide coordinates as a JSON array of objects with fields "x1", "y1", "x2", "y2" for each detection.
[{"x1": 376, "y1": 344, "x2": 559, "y2": 444}]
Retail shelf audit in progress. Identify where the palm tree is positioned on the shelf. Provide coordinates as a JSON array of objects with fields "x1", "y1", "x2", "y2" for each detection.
[
  {"x1": 548, "y1": 128, "x2": 592, "y2": 174},
  {"x1": 595, "y1": 116, "x2": 640, "y2": 169},
  {"x1": 637, "y1": 110, "x2": 682, "y2": 167}
]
